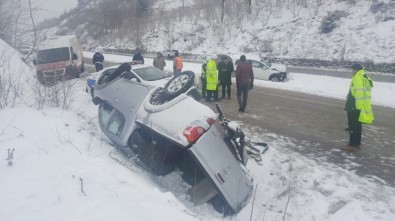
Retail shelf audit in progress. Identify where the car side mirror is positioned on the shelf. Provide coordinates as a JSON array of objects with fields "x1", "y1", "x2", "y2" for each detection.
[
  {"x1": 32, "y1": 59, "x2": 37, "y2": 65},
  {"x1": 72, "y1": 53, "x2": 78, "y2": 60}
]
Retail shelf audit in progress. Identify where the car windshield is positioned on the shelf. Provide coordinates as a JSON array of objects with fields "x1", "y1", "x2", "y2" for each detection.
[
  {"x1": 133, "y1": 67, "x2": 171, "y2": 81},
  {"x1": 37, "y1": 47, "x2": 70, "y2": 64},
  {"x1": 260, "y1": 60, "x2": 272, "y2": 67}
]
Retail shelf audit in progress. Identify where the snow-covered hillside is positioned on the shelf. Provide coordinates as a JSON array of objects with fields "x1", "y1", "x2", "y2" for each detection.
[{"x1": 40, "y1": 0, "x2": 395, "y2": 64}]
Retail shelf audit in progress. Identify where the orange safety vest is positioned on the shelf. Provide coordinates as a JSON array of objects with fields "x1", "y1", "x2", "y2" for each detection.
[{"x1": 174, "y1": 56, "x2": 183, "y2": 70}]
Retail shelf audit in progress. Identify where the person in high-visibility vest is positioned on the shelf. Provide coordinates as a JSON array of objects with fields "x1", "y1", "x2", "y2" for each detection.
[
  {"x1": 205, "y1": 56, "x2": 220, "y2": 102},
  {"x1": 173, "y1": 51, "x2": 183, "y2": 76},
  {"x1": 342, "y1": 63, "x2": 374, "y2": 152}
]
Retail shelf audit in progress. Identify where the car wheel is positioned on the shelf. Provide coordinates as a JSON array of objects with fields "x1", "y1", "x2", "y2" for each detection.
[
  {"x1": 270, "y1": 75, "x2": 279, "y2": 82},
  {"x1": 162, "y1": 71, "x2": 195, "y2": 99},
  {"x1": 209, "y1": 194, "x2": 234, "y2": 216}
]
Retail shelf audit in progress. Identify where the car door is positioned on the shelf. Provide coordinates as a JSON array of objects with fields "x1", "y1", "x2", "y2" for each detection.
[
  {"x1": 188, "y1": 127, "x2": 253, "y2": 213},
  {"x1": 97, "y1": 79, "x2": 150, "y2": 147},
  {"x1": 250, "y1": 60, "x2": 270, "y2": 80}
]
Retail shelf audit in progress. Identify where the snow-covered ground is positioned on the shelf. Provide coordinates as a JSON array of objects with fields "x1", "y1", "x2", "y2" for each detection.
[{"x1": 1, "y1": 43, "x2": 395, "y2": 220}]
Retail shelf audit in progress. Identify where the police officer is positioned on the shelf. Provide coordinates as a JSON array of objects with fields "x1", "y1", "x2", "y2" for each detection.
[
  {"x1": 205, "y1": 56, "x2": 220, "y2": 102},
  {"x1": 342, "y1": 63, "x2": 374, "y2": 151}
]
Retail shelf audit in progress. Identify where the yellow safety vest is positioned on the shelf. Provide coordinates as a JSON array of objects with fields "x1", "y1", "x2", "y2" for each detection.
[
  {"x1": 350, "y1": 70, "x2": 374, "y2": 124},
  {"x1": 206, "y1": 59, "x2": 218, "y2": 91}
]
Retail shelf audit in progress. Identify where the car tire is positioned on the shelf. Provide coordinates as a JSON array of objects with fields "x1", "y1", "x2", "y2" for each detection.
[
  {"x1": 162, "y1": 71, "x2": 195, "y2": 100},
  {"x1": 269, "y1": 75, "x2": 279, "y2": 82},
  {"x1": 209, "y1": 194, "x2": 234, "y2": 216}
]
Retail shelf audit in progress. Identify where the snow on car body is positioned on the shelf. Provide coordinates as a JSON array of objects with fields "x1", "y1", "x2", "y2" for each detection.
[
  {"x1": 86, "y1": 63, "x2": 173, "y2": 97},
  {"x1": 93, "y1": 70, "x2": 253, "y2": 214}
]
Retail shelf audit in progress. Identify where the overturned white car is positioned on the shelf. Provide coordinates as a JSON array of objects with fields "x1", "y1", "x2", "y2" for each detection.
[{"x1": 92, "y1": 65, "x2": 265, "y2": 214}]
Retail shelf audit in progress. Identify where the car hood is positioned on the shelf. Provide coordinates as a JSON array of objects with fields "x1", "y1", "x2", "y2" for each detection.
[
  {"x1": 136, "y1": 94, "x2": 217, "y2": 147},
  {"x1": 270, "y1": 63, "x2": 286, "y2": 72}
]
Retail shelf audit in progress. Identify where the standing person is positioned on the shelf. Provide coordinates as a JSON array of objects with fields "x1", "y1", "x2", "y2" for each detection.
[
  {"x1": 235, "y1": 55, "x2": 254, "y2": 112},
  {"x1": 92, "y1": 49, "x2": 104, "y2": 72},
  {"x1": 132, "y1": 50, "x2": 144, "y2": 64},
  {"x1": 200, "y1": 60, "x2": 208, "y2": 98},
  {"x1": 153, "y1": 52, "x2": 166, "y2": 70},
  {"x1": 205, "y1": 56, "x2": 220, "y2": 102},
  {"x1": 342, "y1": 63, "x2": 374, "y2": 151},
  {"x1": 218, "y1": 57, "x2": 234, "y2": 100},
  {"x1": 173, "y1": 51, "x2": 183, "y2": 76}
]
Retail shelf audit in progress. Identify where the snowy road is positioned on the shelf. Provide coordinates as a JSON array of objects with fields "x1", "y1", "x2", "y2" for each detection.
[{"x1": 203, "y1": 86, "x2": 395, "y2": 186}]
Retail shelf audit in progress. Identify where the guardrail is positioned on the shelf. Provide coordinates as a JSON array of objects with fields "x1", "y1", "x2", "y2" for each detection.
[{"x1": 87, "y1": 48, "x2": 395, "y2": 74}]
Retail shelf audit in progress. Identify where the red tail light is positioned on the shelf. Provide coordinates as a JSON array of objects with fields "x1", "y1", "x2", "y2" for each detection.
[{"x1": 183, "y1": 126, "x2": 206, "y2": 143}]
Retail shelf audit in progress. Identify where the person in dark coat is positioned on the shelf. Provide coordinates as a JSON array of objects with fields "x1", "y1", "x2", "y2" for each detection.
[
  {"x1": 217, "y1": 57, "x2": 234, "y2": 100},
  {"x1": 132, "y1": 51, "x2": 144, "y2": 64},
  {"x1": 153, "y1": 52, "x2": 166, "y2": 70},
  {"x1": 201, "y1": 61, "x2": 207, "y2": 98},
  {"x1": 92, "y1": 50, "x2": 104, "y2": 72},
  {"x1": 235, "y1": 55, "x2": 254, "y2": 112}
]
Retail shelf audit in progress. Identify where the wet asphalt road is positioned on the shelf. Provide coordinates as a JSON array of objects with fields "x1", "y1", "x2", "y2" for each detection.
[
  {"x1": 84, "y1": 58, "x2": 395, "y2": 187},
  {"x1": 202, "y1": 86, "x2": 395, "y2": 187}
]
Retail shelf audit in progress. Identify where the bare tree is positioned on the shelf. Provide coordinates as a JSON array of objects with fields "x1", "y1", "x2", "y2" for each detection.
[
  {"x1": 247, "y1": 0, "x2": 252, "y2": 14},
  {"x1": 0, "y1": 47, "x2": 24, "y2": 109},
  {"x1": 218, "y1": 0, "x2": 226, "y2": 23},
  {"x1": 286, "y1": 0, "x2": 303, "y2": 17},
  {"x1": 22, "y1": 0, "x2": 37, "y2": 61}
]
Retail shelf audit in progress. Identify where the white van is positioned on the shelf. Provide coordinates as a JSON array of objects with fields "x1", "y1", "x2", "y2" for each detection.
[{"x1": 33, "y1": 35, "x2": 84, "y2": 84}]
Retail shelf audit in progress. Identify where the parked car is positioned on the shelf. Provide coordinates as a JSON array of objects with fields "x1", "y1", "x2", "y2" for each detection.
[
  {"x1": 162, "y1": 49, "x2": 179, "y2": 59},
  {"x1": 86, "y1": 62, "x2": 173, "y2": 97},
  {"x1": 235, "y1": 59, "x2": 288, "y2": 82},
  {"x1": 91, "y1": 70, "x2": 266, "y2": 214}
]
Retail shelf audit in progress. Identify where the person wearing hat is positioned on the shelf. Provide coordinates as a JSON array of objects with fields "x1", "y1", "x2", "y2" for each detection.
[
  {"x1": 342, "y1": 63, "x2": 374, "y2": 151},
  {"x1": 235, "y1": 55, "x2": 254, "y2": 112}
]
